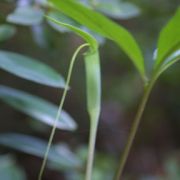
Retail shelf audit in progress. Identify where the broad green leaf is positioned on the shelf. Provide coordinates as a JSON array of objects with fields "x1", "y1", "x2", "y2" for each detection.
[
  {"x1": 0, "y1": 133, "x2": 81, "y2": 170},
  {"x1": 49, "y1": 0, "x2": 145, "y2": 79},
  {"x1": 96, "y1": 0, "x2": 140, "y2": 19},
  {"x1": 0, "y1": 85, "x2": 77, "y2": 131},
  {"x1": 0, "y1": 154, "x2": 26, "y2": 180},
  {"x1": 0, "y1": 50, "x2": 66, "y2": 88},
  {"x1": 0, "y1": 24, "x2": 16, "y2": 41},
  {"x1": 7, "y1": 6, "x2": 44, "y2": 26},
  {"x1": 155, "y1": 8, "x2": 180, "y2": 68}
]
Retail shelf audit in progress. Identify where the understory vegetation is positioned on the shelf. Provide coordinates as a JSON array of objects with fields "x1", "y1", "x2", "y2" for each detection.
[{"x1": 0, "y1": 0, "x2": 179, "y2": 180}]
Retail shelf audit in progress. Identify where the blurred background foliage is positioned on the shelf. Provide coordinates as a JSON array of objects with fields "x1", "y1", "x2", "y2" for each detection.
[{"x1": 0, "y1": 0, "x2": 180, "y2": 179}]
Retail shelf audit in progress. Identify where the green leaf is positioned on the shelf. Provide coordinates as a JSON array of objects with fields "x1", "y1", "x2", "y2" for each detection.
[
  {"x1": 7, "y1": 6, "x2": 44, "y2": 26},
  {"x1": 0, "y1": 154, "x2": 26, "y2": 180},
  {"x1": 0, "y1": 133, "x2": 81, "y2": 170},
  {"x1": 0, "y1": 85, "x2": 77, "y2": 131},
  {"x1": 0, "y1": 24, "x2": 16, "y2": 41},
  {"x1": 0, "y1": 50, "x2": 66, "y2": 88},
  {"x1": 49, "y1": 0, "x2": 145, "y2": 80},
  {"x1": 155, "y1": 8, "x2": 180, "y2": 69}
]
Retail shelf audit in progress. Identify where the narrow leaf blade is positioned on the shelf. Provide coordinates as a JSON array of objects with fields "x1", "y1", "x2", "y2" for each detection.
[
  {"x1": 0, "y1": 85, "x2": 77, "y2": 131},
  {"x1": 0, "y1": 50, "x2": 66, "y2": 88}
]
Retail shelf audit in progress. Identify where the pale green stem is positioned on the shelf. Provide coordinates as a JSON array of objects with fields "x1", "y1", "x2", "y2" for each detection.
[
  {"x1": 85, "y1": 113, "x2": 99, "y2": 180},
  {"x1": 38, "y1": 43, "x2": 89, "y2": 180},
  {"x1": 114, "y1": 78, "x2": 156, "y2": 180},
  {"x1": 84, "y1": 50, "x2": 101, "y2": 180}
]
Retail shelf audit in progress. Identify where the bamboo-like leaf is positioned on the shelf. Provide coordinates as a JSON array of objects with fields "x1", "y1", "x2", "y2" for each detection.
[
  {"x1": 0, "y1": 50, "x2": 66, "y2": 88},
  {"x1": 49, "y1": 0, "x2": 145, "y2": 80},
  {"x1": 0, "y1": 85, "x2": 77, "y2": 131},
  {"x1": 155, "y1": 8, "x2": 180, "y2": 69},
  {"x1": 0, "y1": 133, "x2": 81, "y2": 170}
]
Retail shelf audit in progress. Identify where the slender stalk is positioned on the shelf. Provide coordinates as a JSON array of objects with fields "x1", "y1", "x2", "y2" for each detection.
[
  {"x1": 38, "y1": 43, "x2": 89, "y2": 180},
  {"x1": 114, "y1": 78, "x2": 156, "y2": 180},
  {"x1": 84, "y1": 50, "x2": 101, "y2": 180},
  {"x1": 85, "y1": 114, "x2": 99, "y2": 180}
]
